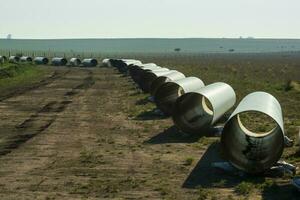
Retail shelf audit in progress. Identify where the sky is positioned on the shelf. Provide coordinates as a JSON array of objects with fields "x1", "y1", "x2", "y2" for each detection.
[{"x1": 0, "y1": 0, "x2": 299, "y2": 39}]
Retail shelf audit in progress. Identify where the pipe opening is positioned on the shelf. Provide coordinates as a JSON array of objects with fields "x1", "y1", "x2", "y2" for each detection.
[
  {"x1": 222, "y1": 112, "x2": 284, "y2": 173},
  {"x1": 173, "y1": 93, "x2": 214, "y2": 133},
  {"x1": 112, "y1": 60, "x2": 125, "y2": 71},
  {"x1": 91, "y1": 59, "x2": 98, "y2": 66},
  {"x1": 82, "y1": 59, "x2": 98, "y2": 67},
  {"x1": 43, "y1": 58, "x2": 49, "y2": 64},
  {"x1": 238, "y1": 112, "x2": 277, "y2": 137},
  {"x1": 0, "y1": 56, "x2": 7, "y2": 61},
  {"x1": 135, "y1": 69, "x2": 147, "y2": 83},
  {"x1": 61, "y1": 58, "x2": 67, "y2": 65},
  {"x1": 150, "y1": 77, "x2": 170, "y2": 96},
  {"x1": 70, "y1": 58, "x2": 81, "y2": 66},
  {"x1": 155, "y1": 82, "x2": 185, "y2": 116},
  {"x1": 129, "y1": 66, "x2": 141, "y2": 82},
  {"x1": 140, "y1": 72, "x2": 158, "y2": 92}
]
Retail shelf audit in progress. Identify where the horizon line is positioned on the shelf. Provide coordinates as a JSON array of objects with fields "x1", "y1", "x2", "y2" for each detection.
[{"x1": 1, "y1": 37, "x2": 300, "y2": 40}]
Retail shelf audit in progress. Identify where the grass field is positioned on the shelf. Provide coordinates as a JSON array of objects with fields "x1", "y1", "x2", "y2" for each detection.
[
  {"x1": 135, "y1": 52, "x2": 300, "y2": 138},
  {"x1": 0, "y1": 52, "x2": 299, "y2": 199},
  {"x1": 118, "y1": 52, "x2": 300, "y2": 199},
  {"x1": 0, "y1": 63, "x2": 52, "y2": 100}
]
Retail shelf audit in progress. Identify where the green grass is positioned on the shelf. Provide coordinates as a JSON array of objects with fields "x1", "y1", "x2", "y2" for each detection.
[
  {"x1": 0, "y1": 63, "x2": 48, "y2": 97},
  {"x1": 235, "y1": 182, "x2": 255, "y2": 196},
  {"x1": 183, "y1": 157, "x2": 194, "y2": 166},
  {"x1": 197, "y1": 187, "x2": 211, "y2": 200}
]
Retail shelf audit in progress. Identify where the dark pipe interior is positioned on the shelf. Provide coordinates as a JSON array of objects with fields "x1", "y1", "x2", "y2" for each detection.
[
  {"x1": 61, "y1": 58, "x2": 67, "y2": 65},
  {"x1": 135, "y1": 69, "x2": 148, "y2": 85},
  {"x1": 173, "y1": 93, "x2": 213, "y2": 134},
  {"x1": 110, "y1": 59, "x2": 126, "y2": 72},
  {"x1": 150, "y1": 76, "x2": 168, "y2": 96},
  {"x1": 82, "y1": 59, "x2": 98, "y2": 67},
  {"x1": 154, "y1": 82, "x2": 184, "y2": 116},
  {"x1": 43, "y1": 58, "x2": 49, "y2": 64},
  {"x1": 129, "y1": 66, "x2": 142, "y2": 83},
  {"x1": 91, "y1": 59, "x2": 98, "y2": 66},
  {"x1": 76, "y1": 59, "x2": 81, "y2": 64},
  {"x1": 9, "y1": 56, "x2": 20, "y2": 62},
  {"x1": 71, "y1": 58, "x2": 81, "y2": 65},
  {"x1": 140, "y1": 72, "x2": 158, "y2": 93},
  {"x1": 221, "y1": 115, "x2": 284, "y2": 174}
]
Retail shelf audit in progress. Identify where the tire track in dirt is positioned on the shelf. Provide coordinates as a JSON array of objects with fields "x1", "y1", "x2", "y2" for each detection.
[
  {"x1": 0, "y1": 68, "x2": 95, "y2": 157},
  {"x1": 0, "y1": 67, "x2": 71, "y2": 102}
]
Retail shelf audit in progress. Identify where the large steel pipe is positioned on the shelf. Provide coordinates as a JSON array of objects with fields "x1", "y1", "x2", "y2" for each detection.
[
  {"x1": 51, "y1": 57, "x2": 67, "y2": 66},
  {"x1": 70, "y1": 58, "x2": 81, "y2": 66},
  {"x1": 82, "y1": 58, "x2": 98, "y2": 67},
  {"x1": 120, "y1": 59, "x2": 142, "y2": 73},
  {"x1": 34, "y1": 57, "x2": 49, "y2": 65},
  {"x1": 138, "y1": 68, "x2": 172, "y2": 92},
  {"x1": 172, "y1": 83, "x2": 236, "y2": 134},
  {"x1": 109, "y1": 59, "x2": 142, "y2": 73},
  {"x1": 129, "y1": 63, "x2": 157, "y2": 82},
  {"x1": 9, "y1": 56, "x2": 20, "y2": 63},
  {"x1": 150, "y1": 71, "x2": 186, "y2": 96},
  {"x1": 20, "y1": 56, "x2": 33, "y2": 63},
  {"x1": 108, "y1": 59, "x2": 123, "y2": 69},
  {"x1": 123, "y1": 59, "x2": 142, "y2": 67},
  {"x1": 221, "y1": 92, "x2": 285, "y2": 174},
  {"x1": 134, "y1": 65, "x2": 162, "y2": 85},
  {"x1": 108, "y1": 59, "x2": 125, "y2": 71},
  {"x1": 130, "y1": 63, "x2": 158, "y2": 84},
  {"x1": 109, "y1": 59, "x2": 124, "y2": 71},
  {"x1": 154, "y1": 77, "x2": 205, "y2": 116},
  {"x1": 102, "y1": 58, "x2": 110, "y2": 67}
]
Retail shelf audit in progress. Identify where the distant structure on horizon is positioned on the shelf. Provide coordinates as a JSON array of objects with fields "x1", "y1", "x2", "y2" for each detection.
[
  {"x1": 239, "y1": 36, "x2": 255, "y2": 39},
  {"x1": 6, "y1": 34, "x2": 12, "y2": 39}
]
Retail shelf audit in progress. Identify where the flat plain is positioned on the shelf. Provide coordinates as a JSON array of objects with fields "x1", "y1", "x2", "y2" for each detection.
[{"x1": 0, "y1": 52, "x2": 299, "y2": 199}]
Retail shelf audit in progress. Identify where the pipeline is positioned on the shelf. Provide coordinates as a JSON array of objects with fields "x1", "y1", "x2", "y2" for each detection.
[
  {"x1": 108, "y1": 59, "x2": 123, "y2": 69},
  {"x1": 134, "y1": 65, "x2": 162, "y2": 85},
  {"x1": 102, "y1": 58, "x2": 111, "y2": 67},
  {"x1": 221, "y1": 92, "x2": 285, "y2": 174},
  {"x1": 9, "y1": 56, "x2": 20, "y2": 63},
  {"x1": 172, "y1": 82, "x2": 236, "y2": 134},
  {"x1": 123, "y1": 59, "x2": 142, "y2": 67},
  {"x1": 70, "y1": 58, "x2": 81, "y2": 67},
  {"x1": 108, "y1": 59, "x2": 122, "y2": 69},
  {"x1": 154, "y1": 77, "x2": 205, "y2": 116},
  {"x1": 129, "y1": 63, "x2": 158, "y2": 84},
  {"x1": 125, "y1": 60, "x2": 143, "y2": 73},
  {"x1": 82, "y1": 58, "x2": 98, "y2": 67},
  {"x1": 150, "y1": 71, "x2": 186, "y2": 96},
  {"x1": 51, "y1": 57, "x2": 68, "y2": 66},
  {"x1": 20, "y1": 56, "x2": 33, "y2": 63},
  {"x1": 110, "y1": 59, "x2": 142, "y2": 73},
  {"x1": 138, "y1": 68, "x2": 172, "y2": 92},
  {"x1": 34, "y1": 57, "x2": 49, "y2": 65}
]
